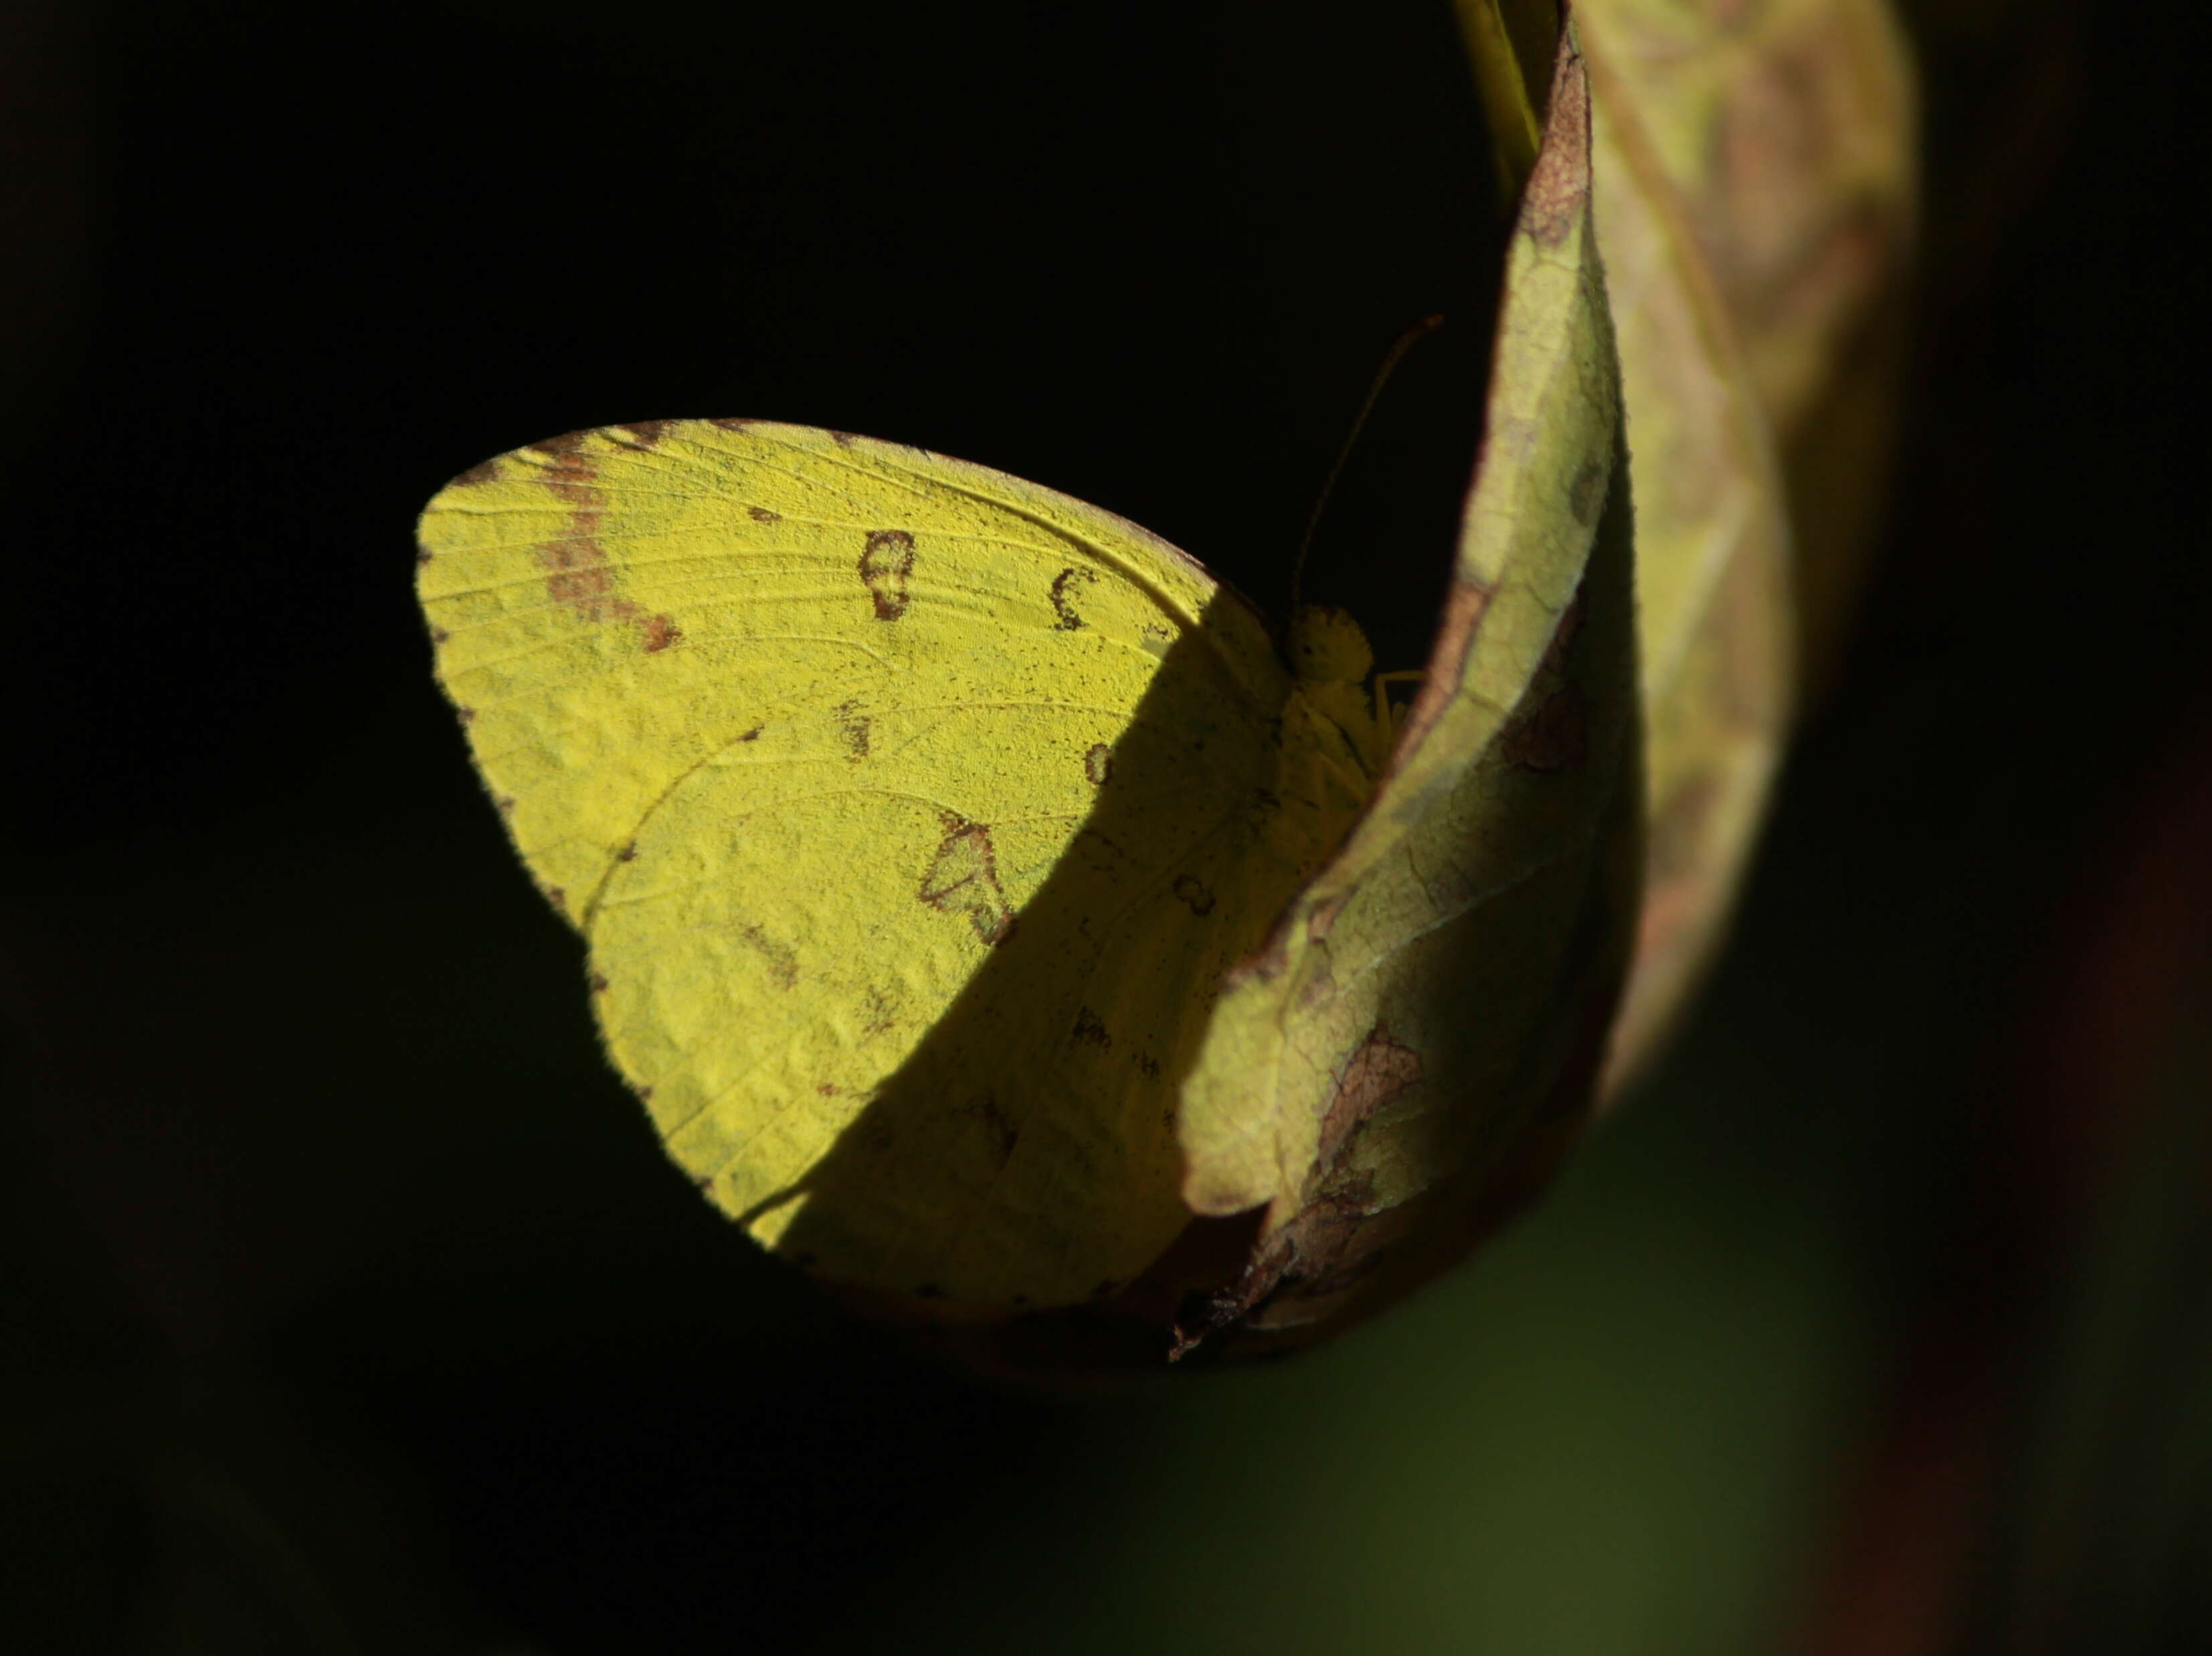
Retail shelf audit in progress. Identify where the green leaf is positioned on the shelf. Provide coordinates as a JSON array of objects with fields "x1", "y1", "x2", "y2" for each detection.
[
  {"x1": 1171, "y1": 25, "x2": 1643, "y2": 1356},
  {"x1": 1576, "y1": 8, "x2": 1795, "y2": 1094}
]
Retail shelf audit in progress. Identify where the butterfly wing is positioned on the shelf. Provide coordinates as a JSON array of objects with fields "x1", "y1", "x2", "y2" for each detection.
[{"x1": 417, "y1": 422, "x2": 1354, "y2": 1308}]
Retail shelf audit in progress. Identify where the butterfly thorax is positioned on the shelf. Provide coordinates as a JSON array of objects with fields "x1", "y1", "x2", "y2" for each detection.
[{"x1": 1287, "y1": 604, "x2": 1394, "y2": 782}]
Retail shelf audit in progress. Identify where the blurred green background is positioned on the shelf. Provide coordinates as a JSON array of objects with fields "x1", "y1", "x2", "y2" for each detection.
[{"x1": 3, "y1": 2, "x2": 2203, "y2": 1653}]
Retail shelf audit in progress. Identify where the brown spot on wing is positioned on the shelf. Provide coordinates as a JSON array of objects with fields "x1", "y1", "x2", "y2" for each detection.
[
  {"x1": 1071, "y1": 1006, "x2": 1111, "y2": 1049},
  {"x1": 531, "y1": 430, "x2": 589, "y2": 461},
  {"x1": 618, "y1": 420, "x2": 669, "y2": 446},
  {"x1": 709, "y1": 417, "x2": 753, "y2": 432},
  {"x1": 919, "y1": 817, "x2": 1016, "y2": 945},
  {"x1": 834, "y1": 700, "x2": 872, "y2": 761},
  {"x1": 736, "y1": 923, "x2": 799, "y2": 989},
  {"x1": 1084, "y1": 743, "x2": 1113, "y2": 786},
  {"x1": 1050, "y1": 565, "x2": 1099, "y2": 631},
  {"x1": 748, "y1": 505, "x2": 781, "y2": 522},
  {"x1": 861, "y1": 988, "x2": 897, "y2": 1036},
  {"x1": 1172, "y1": 874, "x2": 1216, "y2": 917},
  {"x1": 860, "y1": 529, "x2": 917, "y2": 620},
  {"x1": 961, "y1": 1095, "x2": 1019, "y2": 1166},
  {"x1": 527, "y1": 433, "x2": 684, "y2": 654},
  {"x1": 450, "y1": 457, "x2": 501, "y2": 487}
]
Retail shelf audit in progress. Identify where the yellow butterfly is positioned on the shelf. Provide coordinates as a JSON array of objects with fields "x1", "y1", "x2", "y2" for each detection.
[
  {"x1": 418, "y1": 421, "x2": 1391, "y2": 1309},
  {"x1": 418, "y1": 36, "x2": 1634, "y2": 1354}
]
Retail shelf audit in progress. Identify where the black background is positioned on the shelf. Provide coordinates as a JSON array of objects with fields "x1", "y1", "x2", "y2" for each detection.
[{"x1": 5, "y1": 2, "x2": 2205, "y2": 1653}]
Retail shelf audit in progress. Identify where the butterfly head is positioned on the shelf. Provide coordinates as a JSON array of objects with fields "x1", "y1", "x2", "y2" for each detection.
[{"x1": 1287, "y1": 604, "x2": 1375, "y2": 688}]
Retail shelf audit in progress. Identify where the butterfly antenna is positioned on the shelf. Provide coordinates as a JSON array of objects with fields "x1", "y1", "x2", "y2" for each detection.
[{"x1": 1289, "y1": 312, "x2": 1447, "y2": 616}]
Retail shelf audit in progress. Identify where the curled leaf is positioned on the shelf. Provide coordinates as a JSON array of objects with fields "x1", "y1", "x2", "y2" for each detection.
[
  {"x1": 1575, "y1": 0, "x2": 1918, "y2": 689},
  {"x1": 1577, "y1": 9, "x2": 1795, "y2": 1093},
  {"x1": 1169, "y1": 24, "x2": 1639, "y2": 1357}
]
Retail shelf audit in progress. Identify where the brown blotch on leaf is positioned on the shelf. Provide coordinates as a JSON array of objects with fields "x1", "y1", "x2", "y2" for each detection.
[
  {"x1": 859, "y1": 529, "x2": 917, "y2": 620},
  {"x1": 1499, "y1": 682, "x2": 1590, "y2": 771},
  {"x1": 1318, "y1": 1023, "x2": 1422, "y2": 1171},
  {"x1": 1390, "y1": 577, "x2": 1494, "y2": 767},
  {"x1": 1499, "y1": 601, "x2": 1588, "y2": 771},
  {"x1": 1172, "y1": 873, "x2": 1216, "y2": 917},
  {"x1": 748, "y1": 505, "x2": 781, "y2": 523},
  {"x1": 919, "y1": 817, "x2": 1017, "y2": 946},
  {"x1": 1568, "y1": 458, "x2": 1606, "y2": 527},
  {"x1": 1519, "y1": 41, "x2": 1590, "y2": 248},
  {"x1": 1049, "y1": 566, "x2": 1098, "y2": 630},
  {"x1": 1171, "y1": 1028, "x2": 1422, "y2": 1355},
  {"x1": 1306, "y1": 889, "x2": 1352, "y2": 945},
  {"x1": 1649, "y1": 774, "x2": 1720, "y2": 884},
  {"x1": 1071, "y1": 1006, "x2": 1111, "y2": 1049},
  {"x1": 1084, "y1": 742, "x2": 1113, "y2": 786}
]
